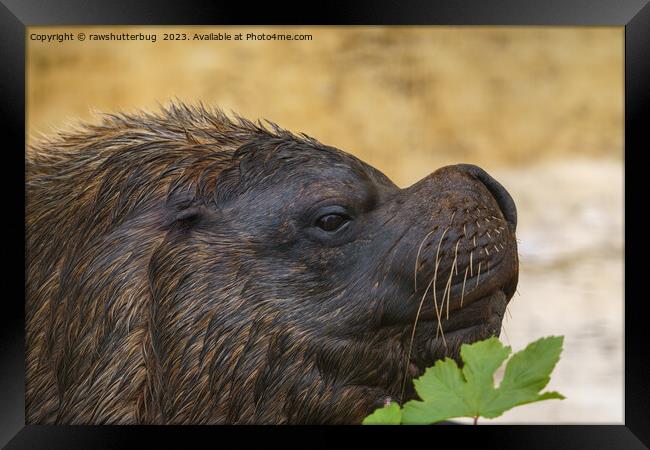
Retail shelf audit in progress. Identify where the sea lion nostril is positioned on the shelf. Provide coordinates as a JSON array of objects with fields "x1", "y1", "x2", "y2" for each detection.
[{"x1": 455, "y1": 164, "x2": 517, "y2": 230}]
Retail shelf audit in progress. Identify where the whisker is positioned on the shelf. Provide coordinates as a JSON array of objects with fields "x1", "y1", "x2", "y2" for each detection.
[
  {"x1": 475, "y1": 261, "x2": 482, "y2": 288},
  {"x1": 443, "y1": 240, "x2": 460, "y2": 320},
  {"x1": 434, "y1": 227, "x2": 450, "y2": 269},
  {"x1": 433, "y1": 288, "x2": 443, "y2": 340},
  {"x1": 445, "y1": 274, "x2": 453, "y2": 320},
  {"x1": 401, "y1": 275, "x2": 436, "y2": 403},
  {"x1": 432, "y1": 252, "x2": 443, "y2": 339},
  {"x1": 469, "y1": 251, "x2": 474, "y2": 277},
  {"x1": 461, "y1": 266, "x2": 469, "y2": 308},
  {"x1": 433, "y1": 299, "x2": 442, "y2": 339},
  {"x1": 441, "y1": 264, "x2": 454, "y2": 321},
  {"x1": 453, "y1": 240, "x2": 460, "y2": 275},
  {"x1": 432, "y1": 228, "x2": 449, "y2": 344}
]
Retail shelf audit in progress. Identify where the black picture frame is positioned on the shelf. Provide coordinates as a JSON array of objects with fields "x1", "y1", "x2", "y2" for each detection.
[{"x1": 2, "y1": 1, "x2": 648, "y2": 448}]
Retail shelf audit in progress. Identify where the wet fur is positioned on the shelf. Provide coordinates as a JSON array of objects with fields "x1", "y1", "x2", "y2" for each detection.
[{"x1": 26, "y1": 103, "x2": 518, "y2": 424}]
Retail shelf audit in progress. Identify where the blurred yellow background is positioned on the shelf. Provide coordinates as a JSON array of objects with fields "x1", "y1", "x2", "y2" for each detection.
[
  {"x1": 27, "y1": 26, "x2": 624, "y2": 424},
  {"x1": 27, "y1": 26, "x2": 622, "y2": 185}
]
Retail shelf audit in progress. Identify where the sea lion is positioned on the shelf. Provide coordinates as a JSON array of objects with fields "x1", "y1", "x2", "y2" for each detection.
[{"x1": 25, "y1": 103, "x2": 518, "y2": 424}]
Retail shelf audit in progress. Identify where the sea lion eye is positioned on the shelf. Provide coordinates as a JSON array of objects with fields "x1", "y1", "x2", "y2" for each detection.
[{"x1": 316, "y1": 213, "x2": 349, "y2": 232}]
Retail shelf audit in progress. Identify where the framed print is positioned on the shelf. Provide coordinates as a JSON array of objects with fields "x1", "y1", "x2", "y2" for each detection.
[{"x1": 1, "y1": 0, "x2": 648, "y2": 448}]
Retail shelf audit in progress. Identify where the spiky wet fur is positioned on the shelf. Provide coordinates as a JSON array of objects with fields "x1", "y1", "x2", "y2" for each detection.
[{"x1": 26, "y1": 102, "x2": 517, "y2": 424}]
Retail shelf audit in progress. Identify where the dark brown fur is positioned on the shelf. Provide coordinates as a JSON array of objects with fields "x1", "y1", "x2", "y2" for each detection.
[{"x1": 26, "y1": 103, "x2": 518, "y2": 424}]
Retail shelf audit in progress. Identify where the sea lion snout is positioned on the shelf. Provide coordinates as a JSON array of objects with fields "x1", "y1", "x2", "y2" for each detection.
[
  {"x1": 388, "y1": 163, "x2": 519, "y2": 329},
  {"x1": 454, "y1": 164, "x2": 517, "y2": 230},
  {"x1": 416, "y1": 163, "x2": 517, "y2": 230}
]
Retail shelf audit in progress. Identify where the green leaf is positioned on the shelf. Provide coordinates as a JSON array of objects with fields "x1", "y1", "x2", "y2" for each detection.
[
  {"x1": 401, "y1": 358, "x2": 472, "y2": 424},
  {"x1": 481, "y1": 336, "x2": 565, "y2": 418},
  {"x1": 459, "y1": 337, "x2": 511, "y2": 414},
  {"x1": 362, "y1": 402, "x2": 402, "y2": 425},
  {"x1": 500, "y1": 336, "x2": 564, "y2": 392},
  {"x1": 394, "y1": 335, "x2": 565, "y2": 425}
]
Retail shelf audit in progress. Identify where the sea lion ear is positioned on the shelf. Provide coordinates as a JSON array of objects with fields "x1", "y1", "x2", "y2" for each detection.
[
  {"x1": 175, "y1": 206, "x2": 202, "y2": 223},
  {"x1": 166, "y1": 205, "x2": 204, "y2": 228}
]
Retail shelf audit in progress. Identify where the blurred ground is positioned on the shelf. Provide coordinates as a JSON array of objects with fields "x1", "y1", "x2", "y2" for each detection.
[{"x1": 27, "y1": 26, "x2": 623, "y2": 423}]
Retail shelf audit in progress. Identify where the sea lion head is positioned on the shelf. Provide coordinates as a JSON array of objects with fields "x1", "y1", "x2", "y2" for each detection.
[
  {"x1": 26, "y1": 105, "x2": 518, "y2": 424},
  {"x1": 151, "y1": 114, "x2": 519, "y2": 422}
]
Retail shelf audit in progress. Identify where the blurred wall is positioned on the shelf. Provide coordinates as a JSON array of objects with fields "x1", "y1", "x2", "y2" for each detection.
[{"x1": 28, "y1": 26, "x2": 622, "y2": 186}]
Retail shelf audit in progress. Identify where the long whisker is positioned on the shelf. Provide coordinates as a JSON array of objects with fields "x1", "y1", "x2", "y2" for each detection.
[
  {"x1": 469, "y1": 251, "x2": 474, "y2": 277},
  {"x1": 443, "y1": 244, "x2": 458, "y2": 320},
  {"x1": 433, "y1": 254, "x2": 442, "y2": 340},
  {"x1": 432, "y1": 286, "x2": 442, "y2": 337},
  {"x1": 445, "y1": 273, "x2": 453, "y2": 320},
  {"x1": 461, "y1": 266, "x2": 469, "y2": 308},
  {"x1": 434, "y1": 285, "x2": 447, "y2": 350},
  {"x1": 432, "y1": 226, "x2": 450, "y2": 339},
  {"x1": 439, "y1": 241, "x2": 458, "y2": 320},
  {"x1": 475, "y1": 261, "x2": 482, "y2": 288},
  {"x1": 403, "y1": 217, "x2": 462, "y2": 402},
  {"x1": 414, "y1": 228, "x2": 437, "y2": 292}
]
